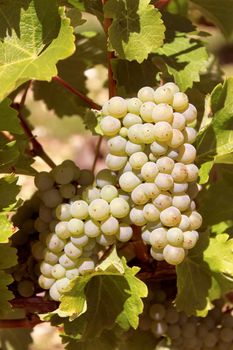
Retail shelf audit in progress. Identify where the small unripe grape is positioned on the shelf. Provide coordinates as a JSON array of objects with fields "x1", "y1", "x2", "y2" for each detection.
[
  {"x1": 171, "y1": 163, "x2": 188, "y2": 182},
  {"x1": 160, "y1": 206, "x2": 181, "y2": 227},
  {"x1": 55, "y1": 221, "x2": 70, "y2": 239},
  {"x1": 130, "y1": 206, "x2": 147, "y2": 226},
  {"x1": 120, "y1": 126, "x2": 128, "y2": 138},
  {"x1": 149, "y1": 303, "x2": 166, "y2": 321},
  {"x1": 17, "y1": 280, "x2": 35, "y2": 297},
  {"x1": 150, "y1": 140, "x2": 168, "y2": 155},
  {"x1": 183, "y1": 230, "x2": 198, "y2": 249},
  {"x1": 163, "y1": 245, "x2": 185, "y2": 265},
  {"x1": 101, "y1": 216, "x2": 119, "y2": 235},
  {"x1": 59, "y1": 254, "x2": 77, "y2": 268},
  {"x1": 110, "y1": 198, "x2": 130, "y2": 218},
  {"x1": 167, "y1": 324, "x2": 181, "y2": 339},
  {"x1": 167, "y1": 129, "x2": 184, "y2": 148},
  {"x1": 119, "y1": 172, "x2": 141, "y2": 192},
  {"x1": 106, "y1": 154, "x2": 127, "y2": 171},
  {"x1": 150, "y1": 247, "x2": 164, "y2": 261},
  {"x1": 39, "y1": 205, "x2": 53, "y2": 223},
  {"x1": 152, "y1": 103, "x2": 173, "y2": 123},
  {"x1": 88, "y1": 198, "x2": 110, "y2": 221},
  {"x1": 172, "y1": 194, "x2": 191, "y2": 212},
  {"x1": 142, "y1": 123, "x2": 156, "y2": 144},
  {"x1": 67, "y1": 218, "x2": 84, "y2": 236},
  {"x1": 107, "y1": 96, "x2": 127, "y2": 118},
  {"x1": 59, "y1": 184, "x2": 76, "y2": 199},
  {"x1": 100, "y1": 116, "x2": 121, "y2": 136},
  {"x1": 177, "y1": 143, "x2": 196, "y2": 164},
  {"x1": 172, "y1": 112, "x2": 186, "y2": 130},
  {"x1": 96, "y1": 169, "x2": 117, "y2": 188},
  {"x1": 143, "y1": 204, "x2": 160, "y2": 222},
  {"x1": 51, "y1": 264, "x2": 66, "y2": 279},
  {"x1": 178, "y1": 215, "x2": 190, "y2": 231},
  {"x1": 148, "y1": 153, "x2": 157, "y2": 162},
  {"x1": 39, "y1": 275, "x2": 55, "y2": 290},
  {"x1": 154, "y1": 122, "x2": 173, "y2": 142},
  {"x1": 70, "y1": 200, "x2": 89, "y2": 220},
  {"x1": 204, "y1": 332, "x2": 218, "y2": 347},
  {"x1": 49, "y1": 283, "x2": 61, "y2": 301},
  {"x1": 167, "y1": 228, "x2": 184, "y2": 247},
  {"x1": 163, "y1": 82, "x2": 179, "y2": 94},
  {"x1": 41, "y1": 189, "x2": 62, "y2": 208},
  {"x1": 100, "y1": 185, "x2": 118, "y2": 202},
  {"x1": 34, "y1": 171, "x2": 54, "y2": 191},
  {"x1": 154, "y1": 86, "x2": 173, "y2": 104},
  {"x1": 66, "y1": 268, "x2": 80, "y2": 280},
  {"x1": 155, "y1": 173, "x2": 173, "y2": 191},
  {"x1": 172, "y1": 92, "x2": 189, "y2": 112},
  {"x1": 140, "y1": 101, "x2": 155, "y2": 122},
  {"x1": 182, "y1": 103, "x2": 197, "y2": 124},
  {"x1": 31, "y1": 241, "x2": 45, "y2": 261},
  {"x1": 150, "y1": 228, "x2": 168, "y2": 249},
  {"x1": 53, "y1": 164, "x2": 75, "y2": 185},
  {"x1": 186, "y1": 164, "x2": 199, "y2": 182},
  {"x1": 141, "y1": 162, "x2": 159, "y2": 182},
  {"x1": 127, "y1": 98, "x2": 142, "y2": 114},
  {"x1": 183, "y1": 126, "x2": 197, "y2": 143},
  {"x1": 107, "y1": 136, "x2": 127, "y2": 156},
  {"x1": 34, "y1": 218, "x2": 48, "y2": 233},
  {"x1": 129, "y1": 152, "x2": 148, "y2": 169},
  {"x1": 165, "y1": 306, "x2": 180, "y2": 324},
  {"x1": 71, "y1": 234, "x2": 89, "y2": 247},
  {"x1": 78, "y1": 170, "x2": 94, "y2": 186},
  {"x1": 116, "y1": 223, "x2": 133, "y2": 242},
  {"x1": 156, "y1": 157, "x2": 174, "y2": 174},
  {"x1": 131, "y1": 184, "x2": 149, "y2": 205},
  {"x1": 125, "y1": 140, "x2": 145, "y2": 156},
  {"x1": 46, "y1": 233, "x2": 65, "y2": 253},
  {"x1": 127, "y1": 124, "x2": 144, "y2": 144},
  {"x1": 172, "y1": 182, "x2": 188, "y2": 194},
  {"x1": 189, "y1": 211, "x2": 202, "y2": 230},
  {"x1": 138, "y1": 86, "x2": 154, "y2": 102},
  {"x1": 153, "y1": 192, "x2": 172, "y2": 210}
]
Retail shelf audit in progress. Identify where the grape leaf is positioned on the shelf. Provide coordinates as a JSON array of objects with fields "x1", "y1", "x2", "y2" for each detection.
[
  {"x1": 0, "y1": 175, "x2": 20, "y2": 212},
  {"x1": 0, "y1": 215, "x2": 14, "y2": 243},
  {"x1": 104, "y1": 0, "x2": 165, "y2": 63},
  {"x1": 62, "y1": 330, "x2": 118, "y2": 350},
  {"x1": 0, "y1": 99, "x2": 23, "y2": 135},
  {"x1": 191, "y1": 0, "x2": 233, "y2": 40},
  {"x1": 176, "y1": 231, "x2": 233, "y2": 315},
  {"x1": 118, "y1": 329, "x2": 158, "y2": 350},
  {"x1": 0, "y1": 329, "x2": 33, "y2": 350},
  {"x1": 0, "y1": 245, "x2": 17, "y2": 270},
  {"x1": 0, "y1": 272, "x2": 14, "y2": 317},
  {"x1": 68, "y1": 0, "x2": 103, "y2": 23},
  {"x1": 0, "y1": 2, "x2": 75, "y2": 100}
]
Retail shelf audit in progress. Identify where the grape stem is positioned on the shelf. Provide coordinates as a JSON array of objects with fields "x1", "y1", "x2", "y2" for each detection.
[
  {"x1": 52, "y1": 76, "x2": 101, "y2": 110},
  {"x1": 91, "y1": 135, "x2": 103, "y2": 172},
  {"x1": 0, "y1": 316, "x2": 41, "y2": 329}
]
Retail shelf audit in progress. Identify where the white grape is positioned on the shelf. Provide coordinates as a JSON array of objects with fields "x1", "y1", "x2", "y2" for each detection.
[
  {"x1": 150, "y1": 228, "x2": 168, "y2": 249},
  {"x1": 96, "y1": 234, "x2": 116, "y2": 246},
  {"x1": 119, "y1": 171, "x2": 141, "y2": 192},
  {"x1": 55, "y1": 277, "x2": 71, "y2": 293},
  {"x1": 152, "y1": 103, "x2": 173, "y2": 123},
  {"x1": 41, "y1": 189, "x2": 62, "y2": 208},
  {"x1": 167, "y1": 129, "x2": 184, "y2": 148},
  {"x1": 82, "y1": 186, "x2": 101, "y2": 203},
  {"x1": 148, "y1": 153, "x2": 157, "y2": 162},
  {"x1": 182, "y1": 103, "x2": 197, "y2": 124},
  {"x1": 141, "y1": 123, "x2": 157, "y2": 144},
  {"x1": 66, "y1": 268, "x2": 80, "y2": 280},
  {"x1": 59, "y1": 254, "x2": 77, "y2": 268},
  {"x1": 55, "y1": 203, "x2": 71, "y2": 221},
  {"x1": 143, "y1": 204, "x2": 160, "y2": 222},
  {"x1": 38, "y1": 275, "x2": 55, "y2": 290},
  {"x1": 101, "y1": 101, "x2": 109, "y2": 116},
  {"x1": 127, "y1": 98, "x2": 142, "y2": 114},
  {"x1": 140, "y1": 101, "x2": 155, "y2": 122},
  {"x1": 153, "y1": 192, "x2": 172, "y2": 210},
  {"x1": 67, "y1": 218, "x2": 84, "y2": 236},
  {"x1": 178, "y1": 215, "x2": 190, "y2": 231},
  {"x1": 130, "y1": 206, "x2": 147, "y2": 226},
  {"x1": 78, "y1": 258, "x2": 95, "y2": 275},
  {"x1": 110, "y1": 197, "x2": 130, "y2": 218},
  {"x1": 40, "y1": 262, "x2": 53, "y2": 278},
  {"x1": 183, "y1": 230, "x2": 198, "y2": 249},
  {"x1": 163, "y1": 82, "x2": 179, "y2": 94},
  {"x1": 96, "y1": 169, "x2": 117, "y2": 188},
  {"x1": 166, "y1": 149, "x2": 178, "y2": 160},
  {"x1": 70, "y1": 200, "x2": 89, "y2": 220},
  {"x1": 116, "y1": 223, "x2": 133, "y2": 242},
  {"x1": 160, "y1": 206, "x2": 181, "y2": 227},
  {"x1": 183, "y1": 126, "x2": 197, "y2": 143},
  {"x1": 106, "y1": 154, "x2": 127, "y2": 171},
  {"x1": 171, "y1": 163, "x2": 188, "y2": 182},
  {"x1": 172, "y1": 92, "x2": 189, "y2": 112},
  {"x1": 172, "y1": 194, "x2": 191, "y2": 212},
  {"x1": 167, "y1": 228, "x2": 184, "y2": 247},
  {"x1": 55, "y1": 221, "x2": 70, "y2": 239},
  {"x1": 100, "y1": 116, "x2": 121, "y2": 136},
  {"x1": 141, "y1": 162, "x2": 159, "y2": 182},
  {"x1": 163, "y1": 245, "x2": 185, "y2": 265},
  {"x1": 154, "y1": 122, "x2": 173, "y2": 142},
  {"x1": 131, "y1": 184, "x2": 149, "y2": 205},
  {"x1": 172, "y1": 182, "x2": 188, "y2": 194},
  {"x1": 143, "y1": 183, "x2": 159, "y2": 199},
  {"x1": 49, "y1": 283, "x2": 61, "y2": 301},
  {"x1": 125, "y1": 140, "x2": 145, "y2": 156},
  {"x1": 59, "y1": 184, "x2": 76, "y2": 199},
  {"x1": 107, "y1": 96, "x2": 127, "y2": 118},
  {"x1": 188, "y1": 211, "x2": 202, "y2": 230},
  {"x1": 71, "y1": 234, "x2": 89, "y2": 247},
  {"x1": 100, "y1": 185, "x2": 118, "y2": 202},
  {"x1": 51, "y1": 264, "x2": 66, "y2": 279},
  {"x1": 46, "y1": 234, "x2": 65, "y2": 253},
  {"x1": 138, "y1": 86, "x2": 154, "y2": 102},
  {"x1": 150, "y1": 247, "x2": 164, "y2": 261},
  {"x1": 107, "y1": 136, "x2": 127, "y2": 156},
  {"x1": 64, "y1": 242, "x2": 82, "y2": 259},
  {"x1": 44, "y1": 250, "x2": 60, "y2": 265},
  {"x1": 34, "y1": 171, "x2": 54, "y2": 191},
  {"x1": 150, "y1": 140, "x2": 168, "y2": 155},
  {"x1": 177, "y1": 143, "x2": 196, "y2": 164},
  {"x1": 155, "y1": 173, "x2": 173, "y2": 191},
  {"x1": 172, "y1": 112, "x2": 186, "y2": 130},
  {"x1": 186, "y1": 164, "x2": 199, "y2": 182},
  {"x1": 141, "y1": 228, "x2": 151, "y2": 244},
  {"x1": 119, "y1": 126, "x2": 128, "y2": 138},
  {"x1": 129, "y1": 152, "x2": 148, "y2": 169},
  {"x1": 88, "y1": 198, "x2": 110, "y2": 221},
  {"x1": 154, "y1": 86, "x2": 173, "y2": 104},
  {"x1": 156, "y1": 157, "x2": 174, "y2": 174},
  {"x1": 127, "y1": 124, "x2": 144, "y2": 144},
  {"x1": 101, "y1": 216, "x2": 119, "y2": 235}
]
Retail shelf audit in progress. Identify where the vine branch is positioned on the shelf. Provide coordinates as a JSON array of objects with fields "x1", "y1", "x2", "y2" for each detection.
[
  {"x1": 91, "y1": 135, "x2": 103, "y2": 173},
  {"x1": 52, "y1": 76, "x2": 101, "y2": 110}
]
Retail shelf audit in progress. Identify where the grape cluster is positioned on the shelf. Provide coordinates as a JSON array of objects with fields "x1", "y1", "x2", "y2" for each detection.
[
  {"x1": 143, "y1": 298, "x2": 233, "y2": 350},
  {"x1": 34, "y1": 162, "x2": 133, "y2": 301},
  {"x1": 100, "y1": 83, "x2": 202, "y2": 265}
]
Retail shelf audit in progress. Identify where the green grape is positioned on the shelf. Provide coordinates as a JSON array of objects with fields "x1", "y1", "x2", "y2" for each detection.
[
  {"x1": 71, "y1": 234, "x2": 89, "y2": 247},
  {"x1": 100, "y1": 116, "x2": 121, "y2": 136},
  {"x1": 53, "y1": 163, "x2": 75, "y2": 185},
  {"x1": 49, "y1": 220, "x2": 59, "y2": 232},
  {"x1": 70, "y1": 200, "x2": 89, "y2": 220},
  {"x1": 49, "y1": 283, "x2": 61, "y2": 301},
  {"x1": 150, "y1": 228, "x2": 168, "y2": 249},
  {"x1": 119, "y1": 171, "x2": 141, "y2": 192},
  {"x1": 59, "y1": 183, "x2": 76, "y2": 199},
  {"x1": 41, "y1": 189, "x2": 62, "y2": 208},
  {"x1": 96, "y1": 169, "x2": 117, "y2": 188},
  {"x1": 172, "y1": 92, "x2": 189, "y2": 112},
  {"x1": 88, "y1": 198, "x2": 110, "y2": 221},
  {"x1": 167, "y1": 324, "x2": 181, "y2": 339},
  {"x1": 101, "y1": 216, "x2": 119, "y2": 235},
  {"x1": 165, "y1": 306, "x2": 180, "y2": 324},
  {"x1": 106, "y1": 154, "x2": 127, "y2": 171},
  {"x1": 34, "y1": 218, "x2": 48, "y2": 233},
  {"x1": 160, "y1": 206, "x2": 181, "y2": 227},
  {"x1": 140, "y1": 101, "x2": 155, "y2": 122},
  {"x1": 156, "y1": 156, "x2": 174, "y2": 174},
  {"x1": 17, "y1": 280, "x2": 35, "y2": 297},
  {"x1": 67, "y1": 218, "x2": 84, "y2": 236},
  {"x1": 39, "y1": 205, "x2": 53, "y2": 223},
  {"x1": 64, "y1": 242, "x2": 83, "y2": 259},
  {"x1": 152, "y1": 103, "x2": 173, "y2": 123},
  {"x1": 116, "y1": 223, "x2": 133, "y2": 242},
  {"x1": 107, "y1": 136, "x2": 127, "y2": 156},
  {"x1": 130, "y1": 206, "x2": 147, "y2": 226},
  {"x1": 51, "y1": 264, "x2": 66, "y2": 279},
  {"x1": 96, "y1": 234, "x2": 116, "y2": 246},
  {"x1": 119, "y1": 126, "x2": 128, "y2": 138},
  {"x1": 137, "y1": 86, "x2": 154, "y2": 102},
  {"x1": 55, "y1": 221, "x2": 70, "y2": 239},
  {"x1": 110, "y1": 197, "x2": 130, "y2": 218},
  {"x1": 151, "y1": 320, "x2": 168, "y2": 337},
  {"x1": 44, "y1": 250, "x2": 60, "y2": 265},
  {"x1": 55, "y1": 203, "x2": 71, "y2": 221},
  {"x1": 123, "y1": 113, "x2": 142, "y2": 127},
  {"x1": 38, "y1": 275, "x2": 55, "y2": 290},
  {"x1": 78, "y1": 169, "x2": 94, "y2": 186},
  {"x1": 31, "y1": 241, "x2": 45, "y2": 261},
  {"x1": 127, "y1": 97, "x2": 142, "y2": 114},
  {"x1": 149, "y1": 303, "x2": 166, "y2": 321},
  {"x1": 154, "y1": 86, "x2": 173, "y2": 104},
  {"x1": 34, "y1": 171, "x2": 54, "y2": 192},
  {"x1": 167, "y1": 228, "x2": 184, "y2": 247},
  {"x1": 107, "y1": 96, "x2": 127, "y2": 118},
  {"x1": 100, "y1": 185, "x2": 118, "y2": 202},
  {"x1": 163, "y1": 245, "x2": 185, "y2": 265}
]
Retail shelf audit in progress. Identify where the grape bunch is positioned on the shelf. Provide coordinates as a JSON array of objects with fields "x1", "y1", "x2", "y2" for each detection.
[
  {"x1": 34, "y1": 162, "x2": 133, "y2": 301},
  {"x1": 100, "y1": 83, "x2": 202, "y2": 265}
]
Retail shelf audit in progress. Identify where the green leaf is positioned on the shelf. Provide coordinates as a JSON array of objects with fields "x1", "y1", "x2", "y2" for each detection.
[
  {"x1": 69, "y1": 0, "x2": 103, "y2": 23},
  {"x1": 167, "y1": 0, "x2": 188, "y2": 16},
  {"x1": 0, "y1": 329, "x2": 33, "y2": 350},
  {"x1": 0, "y1": 175, "x2": 20, "y2": 212},
  {"x1": 0, "y1": 215, "x2": 14, "y2": 243},
  {"x1": 118, "y1": 329, "x2": 158, "y2": 350},
  {"x1": 191, "y1": 0, "x2": 233, "y2": 40},
  {"x1": 104, "y1": 0, "x2": 165, "y2": 63},
  {"x1": 62, "y1": 330, "x2": 118, "y2": 350},
  {"x1": 0, "y1": 271, "x2": 14, "y2": 317},
  {"x1": 0, "y1": 99, "x2": 23, "y2": 134},
  {"x1": 0, "y1": 244, "x2": 17, "y2": 270},
  {"x1": 0, "y1": 2, "x2": 75, "y2": 100}
]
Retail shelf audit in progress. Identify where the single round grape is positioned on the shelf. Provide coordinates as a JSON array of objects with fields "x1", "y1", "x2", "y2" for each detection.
[
  {"x1": 178, "y1": 215, "x2": 190, "y2": 231},
  {"x1": 59, "y1": 254, "x2": 77, "y2": 268},
  {"x1": 163, "y1": 82, "x2": 179, "y2": 94},
  {"x1": 204, "y1": 332, "x2": 218, "y2": 347},
  {"x1": 125, "y1": 140, "x2": 145, "y2": 156},
  {"x1": 71, "y1": 234, "x2": 89, "y2": 247},
  {"x1": 40, "y1": 262, "x2": 53, "y2": 278},
  {"x1": 152, "y1": 103, "x2": 173, "y2": 123},
  {"x1": 186, "y1": 164, "x2": 199, "y2": 182},
  {"x1": 106, "y1": 154, "x2": 127, "y2": 171},
  {"x1": 96, "y1": 234, "x2": 116, "y2": 246},
  {"x1": 183, "y1": 127, "x2": 197, "y2": 144},
  {"x1": 140, "y1": 101, "x2": 155, "y2": 122},
  {"x1": 182, "y1": 104, "x2": 197, "y2": 124},
  {"x1": 107, "y1": 136, "x2": 127, "y2": 156},
  {"x1": 177, "y1": 143, "x2": 196, "y2": 164},
  {"x1": 96, "y1": 169, "x2": 117, "y2": 188},
  {"x1": 153, "y1": 192, "x2": 172, "y2": 210},
  {"x1": 55, "y1": 222, "x2": 70, "y2": 239},
  {"x1": 172, "y1": 194, "x2": 191, "y2": 212},
  {"x1": 183, "y1": 230, "x2": 198, "y2": 249},
  {"x1": 38, "y1": 275, "x2": 55, "y2": 290},
  {"x1": 127, "y1": 124, "x2": 144, "y2": 144},
  {"x1": 222, "y1": 313, "x2": 233, "y2": 328},
  {"x1": 150, "y1": 228, "x2": 168, "y2": 249},
  {"x1": 77, "y1": 258, "x2": 95, "y2": 275},
  {"x1": 141, "y1": 162, "x2": 159, "y2": 182},
  {"x1": 167, "y1": 228, "x2": 184, "y2": 247},
  {"x1": 155, "y1": 173, "x2": 173, "y2": 191},
  {"x1": 141, "y1": 228, "x2": 151, "y2": 244},
  {"x1": 150, "y1": 247, "x2": 164, "y2": 261},
  {"x1": 88, "y1": 198, "x2": 110, "y2": 221},
  {"x1": 166, "y1": 149, "x2": 178, "y2": 160},
  {"x1": 189, "y1": 211, "x2": 202, "y2": 230},
  {"x1": 66, "y1": 268, "x2": 80, "y2": 280},
  {"x1": 167, "y1": 129, "x2": 184, "y2": 148},
  {"x1": 130, "y1": 206, "x2": 147, "y2": 226},
  {"x1": 157, "y1": 156, "x2": 174, "y2": 174},
  {"x1": 46, "y1": 233, "x2": 66, "y2": 253},
  {"x1": 172, "y1": 182, "x2": 188, "y2": 194},
  {"x1": 129, "y1": 152, "x2": 148, "y2": 170},
  {"x1": 66, "y1": 218, "x2": 84, "y2": 236},
  {"x1": 143, "y1": 183, "x2": 160, "y2": 199},
  {"x1": 165, "y1": 306, "x2": 180, "y2": 324},
  {"x1": 31, "y1": 241, "x2": 45, "y2": 261},
  {"x1": 100, "y1": 185, "x2": 118, "y2": 202},
  {"x1": 100, "y1": 116, "x2": 121, "y2": 136},
  {"x1": 143, "y1": 204, "x2": 160, "y2": 222},
  {"x1": 53, "y1": 164, "x2": 74, "y2": 185},
  {"x1": 167, "y1": 324, "x2": 181, "y2": 339},
  {"x1": 141, "y1": 123, "x2": 157, "y2": 144},
  {"x1": 150, "y1": 140, "x2": 168, "y2": 155},
  {"x1": 138, "y1": 86, "x2": 154, "y2": 102},
  {"x1": 160, "y1": 206, "x2": 181, "y2": 227},
  {"x1": 154, "y1": 121, "x2": 173, "y2": 142},
  {"x1": 44, "y1": 250, "x2": 60, "y2": 265},
  {"x1": 119, "y1": 126, "x2": 128, "y2": 138},
  {"x1": 131, "y1": 184, "x2": 149, "y2": 205},
  {"x1": 51, "y1": 264, "x2": 66, "y2": 279},
  {"x1": 70, "y1": 200, "x2": 89, "y2": 220},
  {"x1": 149, "y1": 303, "x2": 166, "y2": 321},
  {"x1": 49, "y1": 283, "x2": 61, "y2": 301},
  {"x1": 110, "y1": 197, "x2": 130, "y2": 218},
  {"x1": 172, "y1": 92, "x2": 189, "y2": 112},
  {"x1": 171, "y1": 163, "x2": 188, "y2": 182},
  {"x1": 59, "y1": 183, "x2": 76, "y2": 199},
  {"x1": 39, "y1": 205, "x2": 53, "y2": 223},
  {"x1": 151, "y1": 320, "x2": 167, "y2": 337},
  {"x1": 101, "y1": 216, "x2": 119, "y2": 235},
  {"x1": 78, "y1": 170, "x2": 94, "y2": 186},
  {"x1": 55, "y1": 203, "x2": 71, "y2": 221},
  {"x1": 119, "y1": 171, "x2": 141, "y2": 192},
  {"x1": 172, "y1": 112, "x2": 186, "y2": 130},
  {"x1": 34, "y1": 218, "x2": 48, "y2": 233},
  {"x1": 154, "y1": 86, "x2": 173, "y2": 104},
  {"x1": 116, "y1": 223, "x2": 133, "y2": 242},
  {"x1": 127, "y1": 98, "x2": 142, "y2": 114},
  {"x1": 56, "y1": 277, "x2": 71, "y2": 293},
  {"x1": 34, "y1": 171, "x2": 54, "y2": 191},
  {"x1": 41, "y1": 189, "x2": 62, "y2": 208},
  {"x1": 163, "y1": 245, "x2": 185, "y2": 265},
  {"x1": 107, "y1": 96, "x2": 127, "y2": 118},
  {"x1": 17, "y1": 280, "x2": 35, "y2": 297},
  {"x1": 82, "y1": 186, "x2": 101, "y2": 204}
]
